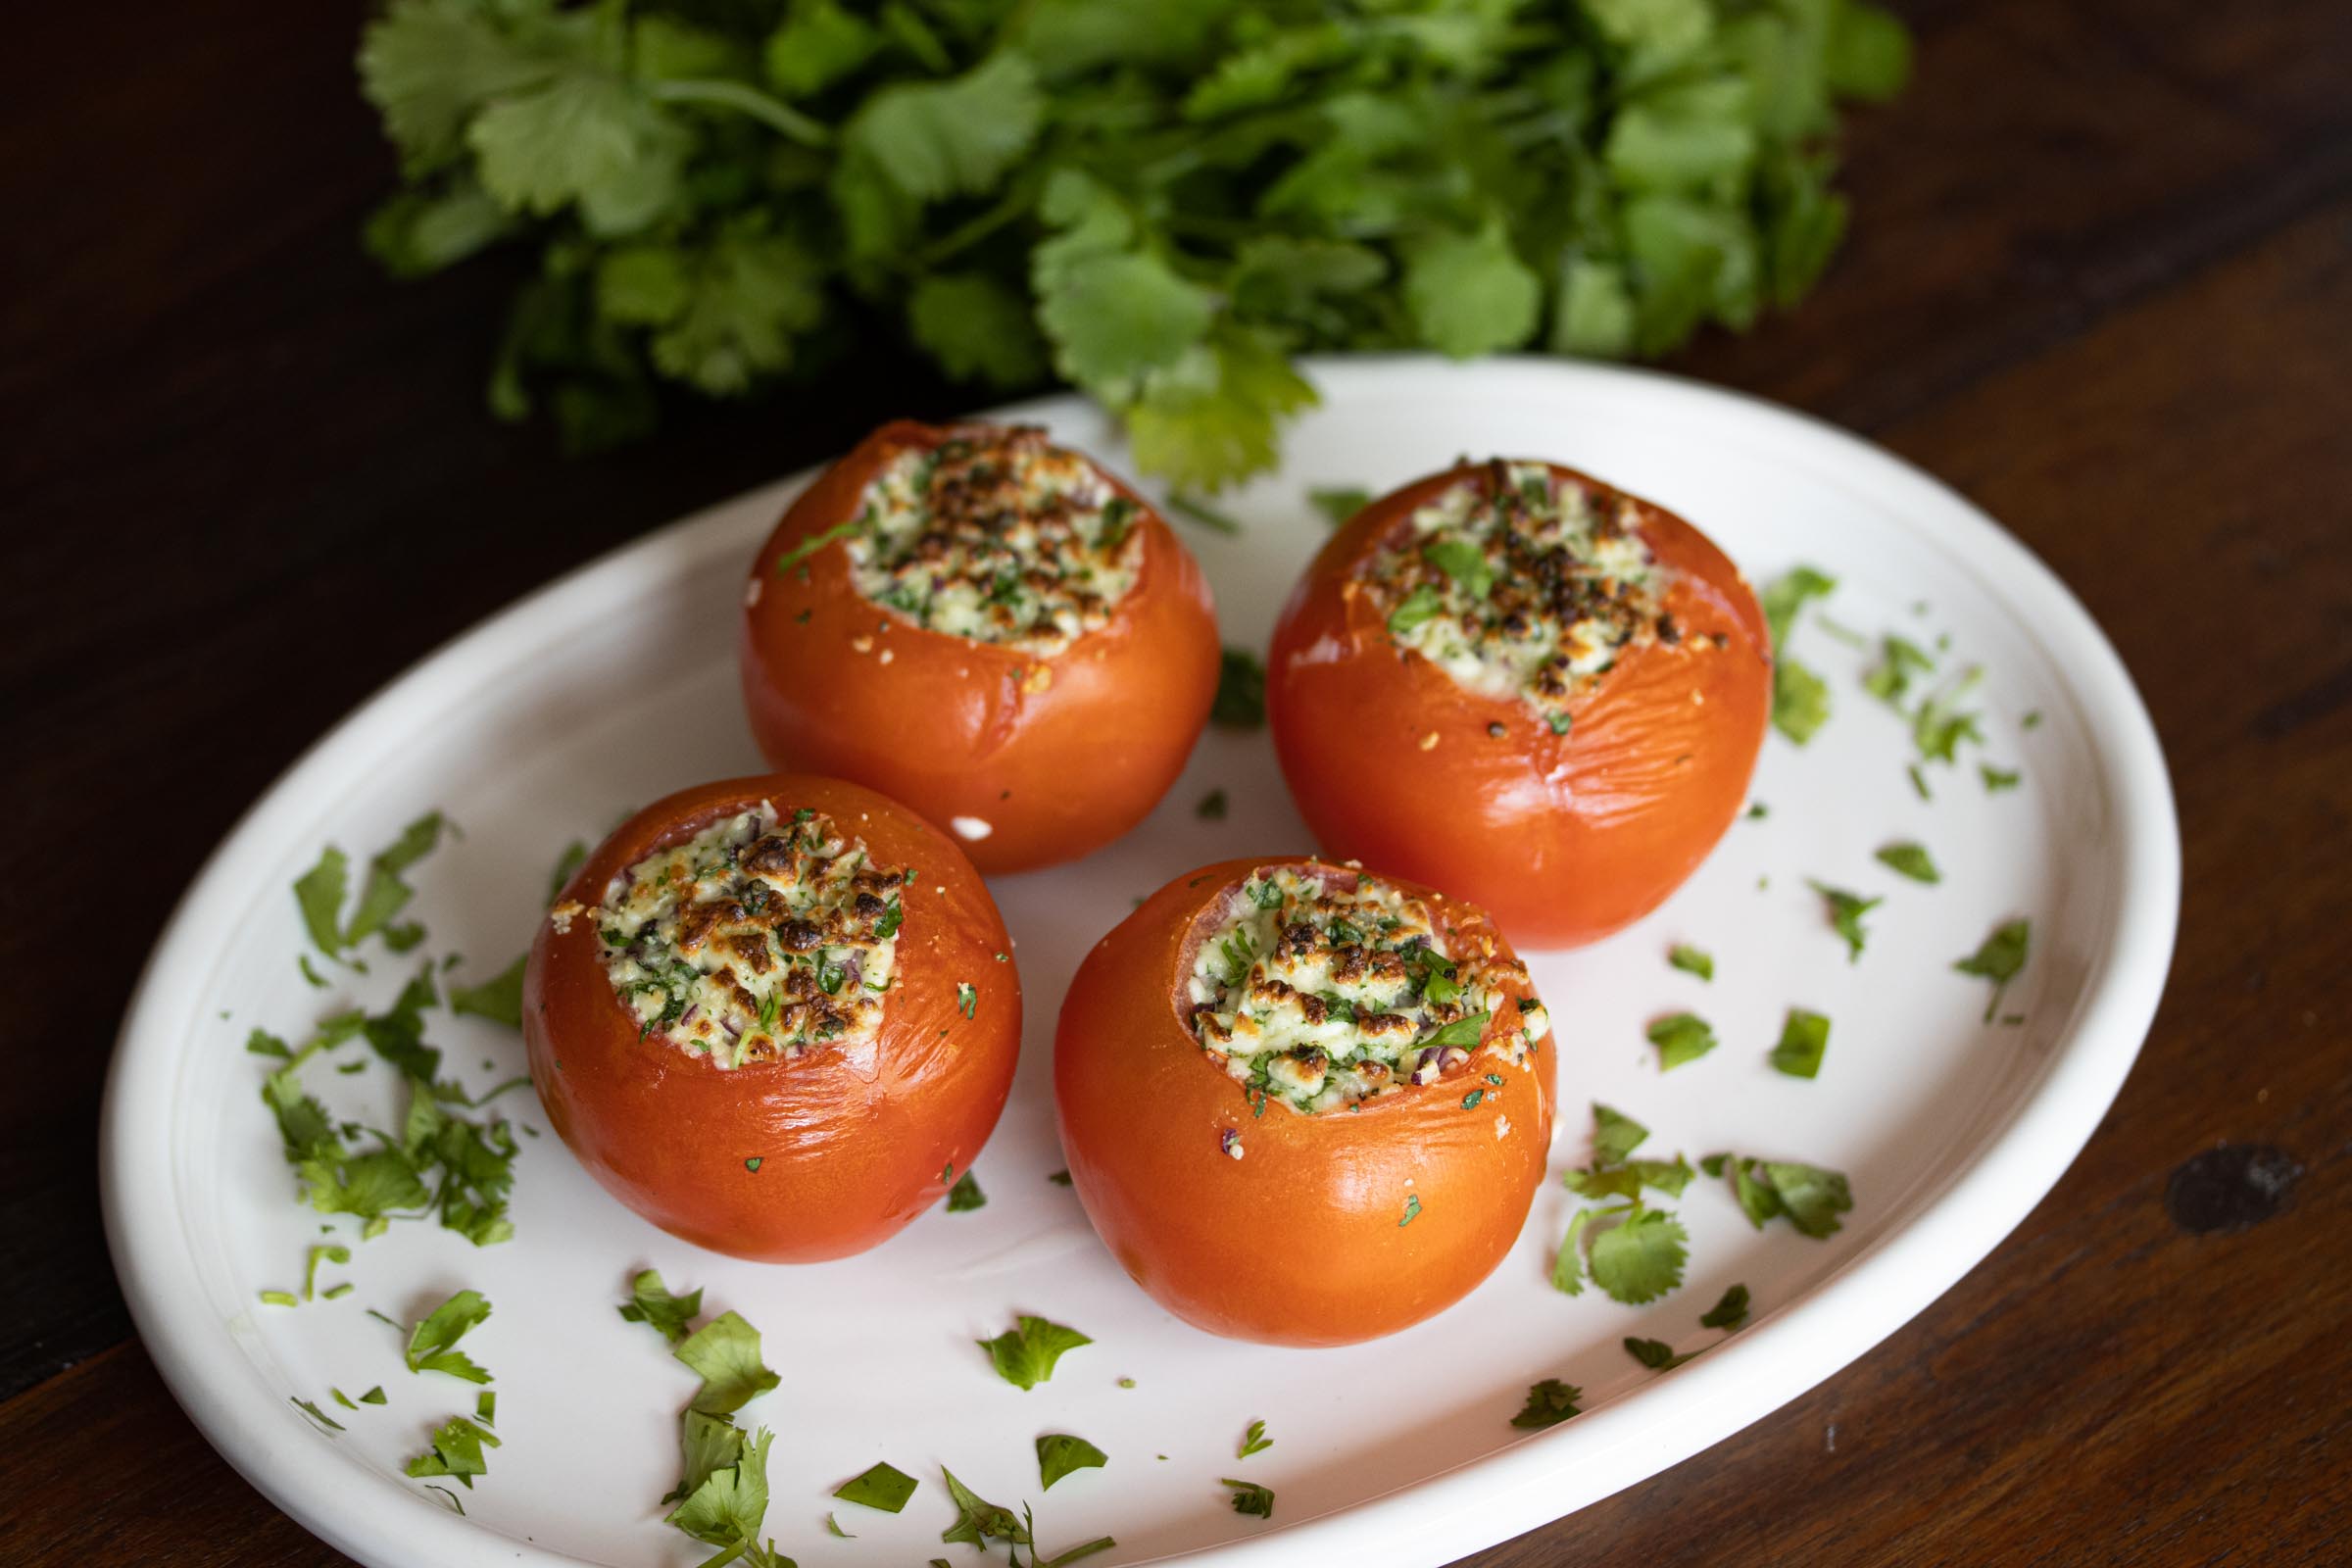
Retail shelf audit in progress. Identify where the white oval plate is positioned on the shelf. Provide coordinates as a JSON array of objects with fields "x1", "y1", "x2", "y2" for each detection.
[{"x1": 102, "y1": 358, "x2": 2178, "y2": 1568}]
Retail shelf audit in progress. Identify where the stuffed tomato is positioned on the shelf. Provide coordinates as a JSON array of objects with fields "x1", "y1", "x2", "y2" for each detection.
[
  {"x1": 526, "y1": 774, "x2": 1019, "y2": 1262},
  {"x1": 1054, "y1": 857, "x2": 1555, "y2": 1346},
  {"x1": 740, "y1": 420, "x2": 1219, "y2": 875},
  {"x1": 1268, "y1": 459, "x2": 1770, "y2": 949}
]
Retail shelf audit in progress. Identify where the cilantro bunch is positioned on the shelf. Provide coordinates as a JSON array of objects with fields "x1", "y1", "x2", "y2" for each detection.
[{"x1": 359, "y1": 0, "x2": 1909, "y2": 487}]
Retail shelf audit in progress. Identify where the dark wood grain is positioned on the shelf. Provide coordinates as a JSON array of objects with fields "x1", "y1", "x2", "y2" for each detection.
[{"x1": 2, "y1": 0, "x2": 2347, "y2": 1562}]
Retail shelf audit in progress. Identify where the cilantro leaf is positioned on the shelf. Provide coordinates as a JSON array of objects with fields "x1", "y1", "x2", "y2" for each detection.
[
  {"x1": 908, "y1": 271, "x2": 1048, "y2": 388},
  {"x1": 293, "y1": 847, "x2": 350, "y2": 957},
  {"x1": 845, "y1": 53, "x2": 1042, "y2": 203},
  {"x1": 1769, "y1": 1008, "x2": 1831, "y2": 1079},
  {"x1": 405, "y1": 1414, "x2": 500, "y2": 1488},
  {"x1": 1388, "y1": 584, "x2": 1444, "y2": 638},
  {"x1": 666, "y1": 1425, "x2": 774, "y2": 1548},
  {"x1": 1591, "y1": 1103, "x2": 1649, "y2": 1166},
  {"x1": 1761, "y1": 1160, "x2": 1855, "y2": 1238},
  {"x1": 1588, "y1": 1205, "x2": 1689, "y2": 1304},
  {"x1": 1308, "y1": 486, "x2": 1372, "y2": 527},
  {"x1": 1422, "y1": 538, "x2": 1494, "y2": 600},
  {"x1": 1875, "y1": 842, "x2": 1940, "y2": 884},
  {"x1": 406, "y1": 1290, "x2": 494, "y2": 1384},
  {"x1": 677, "y1": 1310, "x2": 781, "y2": 1415},
  {"x1": 1954, "y1": 917, "x2": 2032, "y2": 1022},
  {"x1": 1645, "y1": 1011, "x2": 1718, "y2": 1070},
  {"x1": 1222, "y1": 1478, "x2": 1276, "y2": 1519},
  {"x1": 1623, "y1": 1336, "x2": 1695, "y2": 1371},
  {"x1": 617, "y1": 1268, "x2": 704, "y2": 1346},
  {"x1": 940, "y1": 1466, "x2": 1030, "y2": 1550},
  {"x1": 1237, "y1": 1418, "x2": 1272, "y2": 1460},
  {"x1": 1700, "y1": 1283, "x2": 1751, "y2": 1330},
  {"x1": 1981, "y1": 762, "x2": 2022, "y2": 793},
  {"x1": 1667, "y1": 943, "x2": 1714, "y2": 981},
  {"x1": 1212, "y1": 648, "x2": 1266, "y2": 728},
  {"x1": 1760, "y1": 565, "x2": 1837, "y2": 648},
  {"x1": 1510, "y1": 1379, "x2": 1583, "y2": 1430},
  {"x1": 1864, "y1": 634, "x2": 1936, "y2": 708},
  {"x1": 835, "y1": 1460, "x2": 919, "y2": 1513},
  {"x1": 978, "y1": 1314, "x2": 1091, "y2": 1390},
  {"x1": 1549, "y1": 1207, "x2": 1592, "y2": 1297},
  {"x1": 1773, "y1": 657, "x2": 1832, "y2": 744},
  {"x1": 447, "y1": 955, "x2": 526, "y2": 1029},
  {"x1": 1403, "y1": 222, "x2": 1541, "y2": 358},
  {"x1": 1808, "y1": 881, "x2": 1882, "y2": 962},
  {"x1": 345, "y1": 812, "x2": 447, "y2": 950},
  {"x1": 947, "y1": 1170, "x2": 987, "y2": 1211},
  {"x1": 1038, "y1": 1433, "x2": 1109, "y2": 1490}
]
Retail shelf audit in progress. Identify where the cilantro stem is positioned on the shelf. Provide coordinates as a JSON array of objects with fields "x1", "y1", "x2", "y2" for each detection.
[
  {"x1": 1166, "y1": 493, "x2": 1243, "y2": 535},
  {"x1": 644, "y1": 79, "x2": 829, "y2": 147}
]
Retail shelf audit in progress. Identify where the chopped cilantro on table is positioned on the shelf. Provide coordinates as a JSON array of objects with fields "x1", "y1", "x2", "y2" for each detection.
[
  {"x1": 1769, "y1": 1008, "x2": 1831, "y2": 1079},
  {"x1": 1700, "y1": 1284, "x2": 1752, "y2": 1331},
  {"x1": 1212, "y1": 648, "x2": 1266, "y2": 728},
  {"x1": 947, "y1": 1170, "x2": 988, "y2": 1212},
  {"x1": 825, "y1": 1512, "x2": 855, "y2": 1538},
  {"x1": 941, "y1": 1466, "x2": 1028, "y2": 1551},
  {"x1": 1591, "y1": 1103, "x2": 1649, "y2": 1166},
  {"x1": 1981, "y1": 762, "x2": 2022, "y2": 792},
  {"x1": 1912, "y1": 667, "x2": 1985, "y2": 766},
  {"x1": 1550, "y1": 1208, "x2": 1594, "y2": 1298},
  {"x1": 1510, "y1": 1379, "x2": 1583, "y2": 1430},
  {"x1": 358, "y1": 2, "x2": 1908, "y2": 481},
  {"x1": 1196, "y1": 788, "x2": 1229, "y2": 821},
  {"x1": 303, "y1": 1243, "x2": 350, "y2": 1300},
  {"x1": 1808, "y1": 881, "x2": 1882, "y2": 962},
  {"x1": 296, "y1": 813, "x2": 450, "y2": 962},
  {"x1": 1223, "y1": 1478, "x2": 1276, "y2": 1520},
  {"x1": 1038, "y1": 1433, "x2": 1109, "y2": 1490},
  {"x1": 1876, "y1": 842, "x2": 1941, "y2": 884},
  {"x1": 1667, "y1": 944, "x2": 1715, "y2": 981},
  {"x1": 1864, "y1": 633, "x2": 1936, "y2": 707},
  {"x1": 292, "y1": 1396, "x2": 345, "y2": 1434},
  {"x1": 1955, "y1": 918, "x2": 2033, "y2": 1021},
  {"x1": 1646, "y1": 1011, "x2": 1719, "y2": 1070},
  {"x1": 979, "y1": 1314, "x2": 1092, "y2": 1390},
  {"x1": 835, "y1": 1461, "x2": 919, "y2": 1513},
  {"x1": 1238, "y1": 1419, "x2": 1273, "y2": 1460}
]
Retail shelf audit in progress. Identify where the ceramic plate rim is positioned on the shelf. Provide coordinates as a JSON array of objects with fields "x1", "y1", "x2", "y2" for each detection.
[{"x1": 100, "y1": 355, "x2": 2180, "y2": 1568}]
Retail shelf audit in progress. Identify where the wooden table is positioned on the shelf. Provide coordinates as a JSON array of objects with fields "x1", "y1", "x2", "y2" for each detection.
[{"x1": 5, "y1": 1, "x2": 2346, "y2": 1562}]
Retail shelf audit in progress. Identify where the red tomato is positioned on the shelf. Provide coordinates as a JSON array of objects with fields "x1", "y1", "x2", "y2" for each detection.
[
  {"x1": 524, "y1": 773, "x2": 1019, "y2": 1262},
  {"x1": 1054, "y1": 858, "x2": 1555, "y2": 1346},
  {"x1": 740, "y1": 420, "x2": 1220, "y2": 874},
  {"x1": 1268, "y1": 461, "x2": 1770, "y2": 949}
]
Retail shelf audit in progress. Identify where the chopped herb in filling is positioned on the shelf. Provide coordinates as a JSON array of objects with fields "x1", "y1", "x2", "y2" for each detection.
[
  {"x1": 1362, "y1": 461, "x2": 1668, "y2": 731},
  {"x1": 1186, "y1": 865, "x2": 1547, "y2": 1114},
  {"x1": 844, "y1": 426, "x2": 1142, "y2": 657},
  {"x1": 554, "y1": 802, "x2": 907, "y2": 1069}
]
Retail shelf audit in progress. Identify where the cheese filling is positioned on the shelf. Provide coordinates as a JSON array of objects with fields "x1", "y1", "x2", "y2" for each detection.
[
  {"x1": 845, "y1": 426, "x2": 1143, "y2": 658},
  {"x1": 1363, "y1": 461, "x2": 1669, "y2": 732},
  {"x1": 1186, "y1": 865, "x2": 1548, "y2": 1115},
  {"x1": 561, "y1": 802, "x2": 907, "y2": 1068}
]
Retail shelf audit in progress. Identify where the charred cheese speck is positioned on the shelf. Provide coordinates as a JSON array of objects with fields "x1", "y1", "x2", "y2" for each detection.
[
  {"x1": 845, "y1": 426, "x2": 1142, "y2": 658},
  {"x1": 1187, "y1": 866, "x2": 1544, "y2": 1115},
  {"x1": 573, "y1": 801, "x2": 907, "y2": 1068},
  {"x1": 1364, "y1": 460, "x2": 1667, "y2": 731}
]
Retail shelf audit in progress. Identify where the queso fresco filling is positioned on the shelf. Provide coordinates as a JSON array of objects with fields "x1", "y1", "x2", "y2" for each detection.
[
  {"x1": 844, "y1": 426, "x2": 1143, "y2": 658},
  {"x1": 1188, "y1": 866, "x2": 1549, "y2": 1115},
  {"x1": 552, "y1": 802, "x2": 908, "y2": 1068},
  {"x1": 1363, "y1": 460, "x2": 1677, "y2": 733}
]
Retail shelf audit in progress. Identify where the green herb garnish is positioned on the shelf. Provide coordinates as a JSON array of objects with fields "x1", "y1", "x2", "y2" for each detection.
[
  {"x1": 979, "y1": 1315, "x2": 1091, "y2": 1390},
  {"x1": 1196, "y1": 788, "x2": 1229, "y2": 821},
  {"x1": 1700, "y1": 1284, "x2": 1752, "y2": 1331},
  {"x1": 1624, "y1": 1336, "x2": 1695, "y2": 1371},
  {"x1": 1808, "y1": 881, "x2": 1881, "y2": 961},
  {"x1": 1237, "y1": 1419, "x2": 1273, "y2": 1460},
  {"x1": 1667, "y1": 944, "x2": 1715, "y2": 981},
  {"x1": 1510, "y1": 1379, "x2": 1583, "y2": 1430},
  {"x1": 405, "y1": 1414, "x2": 499, "y2": 1487},
  {"x1": 1875, "y1": 842, "x2": 1940, "y2": 883},
  {"x1": 405, "y1": 1290, "x2": 493, "y2": 1384},
  {"x1": 1588, "y1": 1204, "x2": 1690, "y2": 1304},
  {"x1": 1645, "y1": 1011, "x2": 1718, "y2": 1070},
  {"x1": 835, "y1": 1461, "x2": 919, "y2": 1513},
  {"x1": 947, "y1": 1170, "x2": 987, "y2": 1211},
  {"x1": 1223, "y1": 1478, "x2": 1276, "y2": 1519},
  {"x1": 1769, "y1": 1008, "x2": 1831, "y2": 1079},
  {"x1": 1212, "y1": 648, "x2": 1266, "y2": 728},
  {"x1": 617, "y1": 1268, "x2": 703, "y2": 1347},
  {"x1": 1954, "y1": 917, "x2": 2032, "y2": 1021},
  {"x1": 1308, "y1": 486, "x2": 1372, "y2": 527},
  {"x1": 1037, "y1": 1433, "x2": 1109, "y2": 1491},
  {"x1": 447, "y1": 955, "x2": 525, "y2": 1028}
]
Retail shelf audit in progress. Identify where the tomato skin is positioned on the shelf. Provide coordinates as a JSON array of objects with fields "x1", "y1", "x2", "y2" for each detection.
[
  {"x1": 522, "y1": 773, "x2": 1020, "y2": 1263},
  {"x1": 1268, "y1": 462, "x2": 1771, "y2": 950},
  {"x1": 1054, "y1": 858, "x2": 1555, "y2": 1347},
  {"x1": 739, "y1": 420, "x2": 1221, "y2": 875}
]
